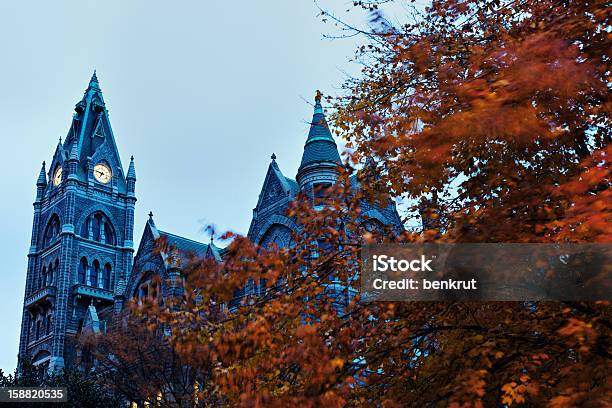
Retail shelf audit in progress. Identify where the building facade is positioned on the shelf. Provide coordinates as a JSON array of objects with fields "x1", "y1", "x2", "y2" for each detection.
[{"x1": 19, "y1": 74, "x2": 402, "y2": 370}]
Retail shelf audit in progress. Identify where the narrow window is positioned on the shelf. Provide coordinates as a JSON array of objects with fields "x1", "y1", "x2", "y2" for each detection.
[
  {"x1": 40, "y1": 267, "x2": 46, "y2": 289},
  {"x1": 52, "y1": 259, "x2": 59, "y2": 285},
  {"x1": 46, "y1": 315, "x2": 52, "y2": 335},
  {"x1": 90, "y1": 260, "x2": 100, "y2": 287},
  {"x1": 92, "y1": 215, "x2": 102, "y2": 242},
  {"x1": 103, "y1": 263, "x2": 112, "y2": 290},
  {"x1": 104, "y1": 222, "x2": 115, "y2": 245},
  {"x1": 78, "y1": 258, "x2": 87, "y2": 285},
  {"x1": 81, "y1": 218, "x2": 90, "y2": 239}
]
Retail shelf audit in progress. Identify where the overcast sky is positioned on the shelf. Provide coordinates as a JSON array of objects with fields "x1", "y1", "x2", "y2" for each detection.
[{"x1": 0, "y1": 0, "x2": 379, "y2": 373}]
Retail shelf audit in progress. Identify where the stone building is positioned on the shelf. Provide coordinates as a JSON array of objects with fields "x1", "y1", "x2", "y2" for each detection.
[{"x1": 19, "y1": 73, "x2": 403, "y2": 370}]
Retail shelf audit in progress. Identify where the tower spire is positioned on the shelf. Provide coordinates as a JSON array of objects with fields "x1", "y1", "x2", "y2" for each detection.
[
  {"x1": 37, "y1": 161, "x2": 47, "y2": 186},
  {"x1": 127, "y1": 156, "x2": 136, "y2": 180},
  {"x1": 296, "y1": 90, "x2": 341, "y2": 189}
]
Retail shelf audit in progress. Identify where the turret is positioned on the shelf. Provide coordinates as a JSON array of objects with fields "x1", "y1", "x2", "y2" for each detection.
[
  {"x1": 126, "y1": 156, "x2": 136, "y2": 195},
  {"x1": 36, "y1": 161, "x2": 47, "y2": 200},
  {"x1": 296, "y1": 91, "x2": 341, "y2": 192}
]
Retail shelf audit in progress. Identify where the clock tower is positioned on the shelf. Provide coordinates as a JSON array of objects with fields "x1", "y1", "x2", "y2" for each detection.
[{"x1": 18, "y1": 72, "x2": 136, "y2": 370}]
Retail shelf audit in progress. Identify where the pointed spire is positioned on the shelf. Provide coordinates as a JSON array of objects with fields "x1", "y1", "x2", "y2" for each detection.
[
  {"x1": 88, "y1": 69, "x2": 100, "y2": 91},
  {"x1": 305, "y1": 90, "x2": 334, "y2": 145},
  {"x1": 127, "y1": 156, "x2": 136, "y2": 180},
  {"x1": 37, "y1": 161, "x2": 47, "y2": 186},
  {"x1": 297, "y1": 90, "x2": 341, "y2": 172},
  {"x1": 56, "y1": 137, "x2": 63, "y2": 154}
]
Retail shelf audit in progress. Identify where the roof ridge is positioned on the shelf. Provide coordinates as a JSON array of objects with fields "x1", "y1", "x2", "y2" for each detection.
[{"x1": 158, "y1": 230, "x2": 208, "y2": 246}]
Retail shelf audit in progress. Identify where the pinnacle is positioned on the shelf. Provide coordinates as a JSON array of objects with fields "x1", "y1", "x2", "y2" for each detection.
[{"x1": 37, "y1": 161, "x2": 47, "y2": 185}]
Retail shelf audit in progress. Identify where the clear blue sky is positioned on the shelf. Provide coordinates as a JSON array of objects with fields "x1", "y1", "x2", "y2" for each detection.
[{"x1": 0, "y1": 0, "x2": 378, "y2": 373}]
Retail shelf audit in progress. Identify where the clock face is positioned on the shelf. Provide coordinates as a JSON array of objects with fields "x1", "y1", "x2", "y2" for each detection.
[
  {"x1": 53, "y1": 166, "x2": 62, "y2": 186},
  {"x1": 94, "y1": 163, "x2": 112, "y2": 184}
]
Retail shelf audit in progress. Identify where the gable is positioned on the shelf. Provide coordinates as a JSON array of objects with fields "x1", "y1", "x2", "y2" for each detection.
[{"x1": 256, "y1": 162, "x2": 297, "y2": 211}]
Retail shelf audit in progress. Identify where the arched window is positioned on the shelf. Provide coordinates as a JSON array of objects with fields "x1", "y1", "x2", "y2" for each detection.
[
  {"x1": 36, "y1": 320, "x2": 41, "y2": 340},
  {"x1": 90, "y1": 260, "x2": 100, "y2": 288},
  {"x1": 46, "y1": 315, "x2": 52, "y2": 335},
  {"x1": 78, "y1": 258, "x2": 87, "y2": 285},
  {"x1": 135, "y1": 273, "x2": 162, "y2": 303},
  {"x1": 102, "y1": 263, "x2": 112, "y2": 290},
  {"x1": 43, "y1": 215, "x2": 61, "y2": 248},
  {"x1": 81, "y1": 212, "x2": 116, "y2": 245},
  {"x1": 92, "y1": 215, "x2": 102, "y2": 242}
]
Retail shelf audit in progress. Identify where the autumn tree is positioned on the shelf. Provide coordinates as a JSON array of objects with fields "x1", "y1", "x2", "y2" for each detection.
[
  {"x1": 97, "y1": 0, "x2": 610, "y2": 406},
  {"x1": 0, "y1": 356, "x2": 121, "y2": 408}
]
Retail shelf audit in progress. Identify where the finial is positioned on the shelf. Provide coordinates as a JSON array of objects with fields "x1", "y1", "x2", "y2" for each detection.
[
  {"x1": 271, "y1": 153, "x2": 276, "y2": 161},
  {"x1": 210, "y1": 235, "x2": 214, "y2": 244},
  {"x1": 130, "y1": 155, "x2": 134, "y2": 161},
  {"x1": 314, "y1": 90, "x2": 324, "y2": 115},
  {"x1": 148, "y1": 211, "x2": 154, "y2": 220},
  {"x1": 59, "y1": 136, "x2": 62, "y2": 144}
]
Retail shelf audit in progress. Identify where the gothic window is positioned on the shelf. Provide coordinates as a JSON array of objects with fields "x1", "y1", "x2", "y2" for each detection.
[
  {"x1": 102, "y1": 263, "x2": 112, "y2": 290},
  {"x1": 43, "y1": 214, "x2": 61, "y2": 248},
  {"x1": 259, "y1": 224, "x2": 294, "y2": 250},
  {"x1": 80, "y1": 212, "x2": 116, "y2": 245},
  {"x1": 90, "y1": 260, "x2": 100, "y2": 287},
  {"x1": 135, "y1": 273, "x2": 162, "y2": 303},
  {"x1": 46, "y1": 315, "x2": 52, "y2": 335},
  {"x1": 36, "y1": 320, "x2": 41, "y2": 340},
  {"x1": 78, "y1": 257, "x2": 87, "y2": 285}
]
